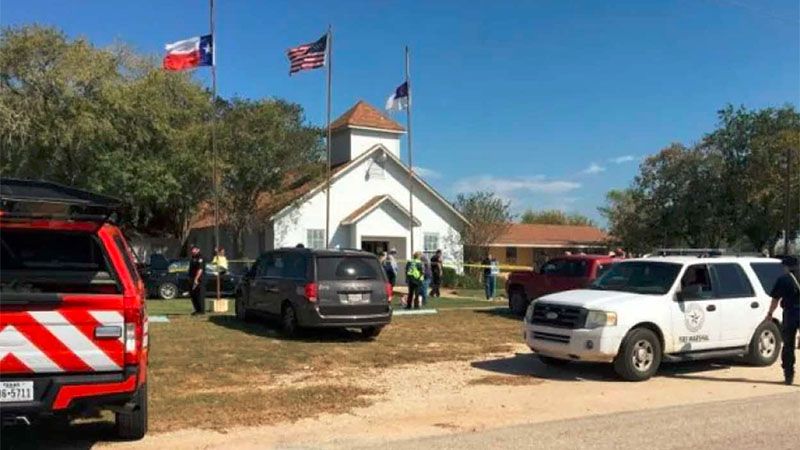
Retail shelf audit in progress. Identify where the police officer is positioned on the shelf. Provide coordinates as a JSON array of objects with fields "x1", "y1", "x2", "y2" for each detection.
[
  {"x1": 765, "y1": 255, "x2": 800, "y2": 385},
  {"x1": 188, "y1": 245, "x2": 206, "y2": 316},
  {"x1": 405, "y1": 251, "x2": 424, "y2": 310}
]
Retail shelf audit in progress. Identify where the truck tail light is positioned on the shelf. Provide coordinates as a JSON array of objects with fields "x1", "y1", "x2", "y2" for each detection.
[
  {"x1": 123, "y1": 294, "x2": 146, "y2": 365},
  {"x1": 304, "y1": 283, "x2": 318, "y2": 302},
  {"x1": 385, "y1": 283, "x2": 393, "y2": 304}
]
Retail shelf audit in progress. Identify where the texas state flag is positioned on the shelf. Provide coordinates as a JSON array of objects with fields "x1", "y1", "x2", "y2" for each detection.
[{"x1": 163, "y1": 34, "x2": 214, "y2": 71}]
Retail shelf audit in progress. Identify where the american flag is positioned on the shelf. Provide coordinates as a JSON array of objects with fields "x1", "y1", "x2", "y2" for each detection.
[{"x1": 287, "y1": 34, "x2": 328, "y2": 75}]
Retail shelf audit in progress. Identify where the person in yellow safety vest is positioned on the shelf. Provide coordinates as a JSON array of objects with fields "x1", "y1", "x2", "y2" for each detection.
[{"x1": 405, "y1": 251, "x2": 424, "y2": 310}]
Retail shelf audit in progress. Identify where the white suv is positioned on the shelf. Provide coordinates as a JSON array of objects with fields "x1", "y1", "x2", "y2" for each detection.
[{"x1": 523, "y1": 256, "x2": 786, "y2": 381}]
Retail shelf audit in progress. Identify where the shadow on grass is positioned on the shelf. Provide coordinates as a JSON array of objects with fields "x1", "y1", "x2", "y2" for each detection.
[
  {"x1": 0, "y1": 418, "x2": 119, "y2": 450},
  {"x1": 472, "y1": 307, "x2": 522, "y2": 321},
  {"x1": 207, "y1": 314, "x2": 372, "y2": 344}
]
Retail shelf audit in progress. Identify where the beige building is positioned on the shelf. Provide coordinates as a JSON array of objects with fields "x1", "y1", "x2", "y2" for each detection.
[{"x1": 483, "y1": 223, "x2": 609, "y2": 269}]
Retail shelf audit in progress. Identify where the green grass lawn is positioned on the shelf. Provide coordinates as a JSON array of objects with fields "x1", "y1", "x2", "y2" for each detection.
[
  {"x1": 147, "y1": 298, "x2": 201, "y2": 316},
  {"x1": 147, "y1": 294, "x2": 507, "y2": 317}
]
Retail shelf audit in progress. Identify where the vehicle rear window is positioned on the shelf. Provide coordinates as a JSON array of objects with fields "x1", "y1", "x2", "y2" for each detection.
[
  {"x1": 316, "y1": 256, "x2": 384, "y2": 281},
  {"x1": 710, "y1": 263, "x2": 754, "y2": 298},
  {"x1": 750, "y1": 262, "x2": 784, "y2": 293},
  {"x1": 113, "y1": 234, "x2": 140, "y2": 284},
  {"x1": 541, "y1": 259, "x2": 589, "y2": 277},
  {"x1": 0, "y1": 229, "x2": 119, "y2": 294}
]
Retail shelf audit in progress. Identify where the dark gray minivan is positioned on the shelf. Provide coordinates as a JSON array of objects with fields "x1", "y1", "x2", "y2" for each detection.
[{"x1": 235, "y1": 248, "x2": 393, "y2": 338}]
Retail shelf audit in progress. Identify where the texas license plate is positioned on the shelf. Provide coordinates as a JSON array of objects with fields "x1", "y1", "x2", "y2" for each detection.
[
  {"x1": 0, "y1": 381, "x2": 34, "y2": 403},
  {"x1": 347, "y1": 293, "x2": 367, "y2": 303}
]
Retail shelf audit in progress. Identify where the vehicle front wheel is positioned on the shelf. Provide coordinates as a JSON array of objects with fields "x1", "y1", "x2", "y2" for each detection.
[
  {"x1": 538, "y1": 355, "x2": 571, "y2": 367},
  {"x1": 115, "y1": 383, "x2": 148, "y2": 440},
  {"x1": 614, "y1": 328, "x2": 662, "y2": 381},
  {"x1": 157, "y1": 282, "x2": 178, "y2": 300},
  {"x1": 281, "y1": 303, "x2": 299, "y2": 338},
  {"x1": 509, "y1": 289, "x2": 528, "y2": 316},
  {"x1": 745, "y1": 320, "x2": 781, "y2": 366},
  {"x1": 361, "y1": 326, "x2": 384, "y2": 340}
]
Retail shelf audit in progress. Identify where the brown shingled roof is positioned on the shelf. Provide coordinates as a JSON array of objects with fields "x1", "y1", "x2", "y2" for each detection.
[
  {"x1": 491, "y1": 223, "x2": 608, "y2": 247},
  {"x1": 330, "y1": 100, "x2": 405, "y2": 133}
]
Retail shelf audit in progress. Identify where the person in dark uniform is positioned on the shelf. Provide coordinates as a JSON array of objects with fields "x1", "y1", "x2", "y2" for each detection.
[
  {"x1": 188, "y1": 245, "x2": 206, "y2": 315},
  {"x1": 765, "y1": 255, "x2": 800, "y2": 385},
  {"x1": 430, "y1": 249, "x2": 443, "y2": 298}
]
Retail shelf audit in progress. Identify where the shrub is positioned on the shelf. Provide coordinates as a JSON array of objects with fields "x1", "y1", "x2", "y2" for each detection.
[{"x1": 442, "y1": 267, "x2": 484, "y2": 289}]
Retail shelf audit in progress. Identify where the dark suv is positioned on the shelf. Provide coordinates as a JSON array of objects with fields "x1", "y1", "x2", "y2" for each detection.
[{"x1": 235, "y1": 248, "x2": 393, "y2": 338}]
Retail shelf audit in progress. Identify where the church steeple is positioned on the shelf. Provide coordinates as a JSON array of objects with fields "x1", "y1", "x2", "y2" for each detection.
[{"x1": 330, "y1": 100, "x2": 406, "y2": 166}]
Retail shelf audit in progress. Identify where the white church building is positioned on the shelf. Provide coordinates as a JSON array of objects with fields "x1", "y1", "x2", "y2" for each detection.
[{"x1": 190, "y1": 100, "x2": 468, "y2": 267}]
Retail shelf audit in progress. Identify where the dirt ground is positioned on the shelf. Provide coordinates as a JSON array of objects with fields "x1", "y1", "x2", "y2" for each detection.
[{"x1": 106, "y1": 345, "x2": 799, "y2": 450}]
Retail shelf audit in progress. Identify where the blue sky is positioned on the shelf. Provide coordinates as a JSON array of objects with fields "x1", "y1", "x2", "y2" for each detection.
[{"x1": 3, "y1": 0, "x2": 798, "y2": 225}]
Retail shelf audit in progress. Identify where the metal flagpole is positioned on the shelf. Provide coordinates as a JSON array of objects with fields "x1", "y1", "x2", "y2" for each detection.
[
  {"x1": 325, "y1": 26, "x2": 333, "y2": 249},
  {"x1": 785, "y1": 147, "x2": 792, "y2": 256},
  {"x1": 210, "y1": 0, "x2": 221, "y2": 302},
  {"x1": 405, "y1": 46, "x2": 414, "y2": 257}
]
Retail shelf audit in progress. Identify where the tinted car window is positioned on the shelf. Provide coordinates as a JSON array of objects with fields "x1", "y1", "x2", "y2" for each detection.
[
  {"x1": 317, "y1": 256, "x2": 383, "y2": 281},
  {"x1": 591, "y1": 262, "x2": 682, "y2": 295},
  {"x1": 750, "y1": 262, "x2": 784, "y2": 294},
  {"x1": 266, "y1": 254, "x2": 283, "y2": 277},
  {"x1": 283, "y1": 253, "x2": 308, "y2": 279},
  {"x1": 149, "y1": 253, "x2": 170, "y2": 271},
  {"x1": 542, "y1": 259, "x2": 588, "y2": 277},
  {"x1": 113, "y1": 234, "x2": 140, "y2": 284},
  {"x1": 596, "y1": 263, "x2": 614, "y2": 278},
  {"x1": 711, "y1": 263, "x2": 754, "y2": 298},
  {"x1": 0, "y1": 229, "x2": 118, "y2": 294}
]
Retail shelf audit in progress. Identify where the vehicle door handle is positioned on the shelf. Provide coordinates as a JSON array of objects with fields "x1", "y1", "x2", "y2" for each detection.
[
  {"x1": 750, "y1": 302, "x2": 759, "y2": 309},
  {"x1": 95, "y1": 326, "x2": 122, "y2": 340},
  {"x1": 706, "y1": 305, "x2": 716, "y2": 312}
]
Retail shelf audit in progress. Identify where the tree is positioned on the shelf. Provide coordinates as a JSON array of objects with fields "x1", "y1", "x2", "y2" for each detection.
[
  {"x1": 217, "y1": 98, "x2": 323, "y2": 257},
  {"x1": 0, "y1": 25, "x2": 214, "y2": 242},
  {"x1": 701, "y1": 105, "x2": 800, "y2": 253},
  {"x1": 520, "y1": 209, "x2": 596, "y2": 227},
  {"x1": 598, "y1": 188, "x2": 654, "y2": 254},
  {"x1": 600, "y1": 104, "x2": 800, "y2": 255},
  {"x1": 452, "y1": 191, "x2": 513, "y2": 262}
]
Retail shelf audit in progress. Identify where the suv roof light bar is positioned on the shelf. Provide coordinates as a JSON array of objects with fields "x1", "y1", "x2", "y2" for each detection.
[
  {"x1": 653, "y1": 248, "x2": 726, "y2": 257},
  {"x1": 0, "y1": 178, "x2": 122, "y2": 223}
]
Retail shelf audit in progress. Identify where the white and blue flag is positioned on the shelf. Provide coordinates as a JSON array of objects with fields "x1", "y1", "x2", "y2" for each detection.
[{"x1": 385, "y1": 81, "x2": 409, "y2": 111}]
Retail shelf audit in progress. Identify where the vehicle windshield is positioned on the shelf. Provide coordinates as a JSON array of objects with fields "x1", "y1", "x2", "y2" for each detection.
[
  {"x1": 317, "y1": 256, "x2": 384, "y2": 281},
  {"x1": 590, "y1": 261, "x2": 681, "y2": 295}
]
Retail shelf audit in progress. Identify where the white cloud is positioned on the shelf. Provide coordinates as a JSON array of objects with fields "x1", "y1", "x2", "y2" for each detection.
[
  {"x1": 412, "y1": 166, "x2": 441, "y2": 179},
  {"x1": 452, "y1": 175, "x2": 581, "y2": 198},
  {"x1": 609, "y1": 155, "x2": 636, "y2": 164},
  {"x1": 581, "y1": 163, "x2": 606, "y2": 175}
]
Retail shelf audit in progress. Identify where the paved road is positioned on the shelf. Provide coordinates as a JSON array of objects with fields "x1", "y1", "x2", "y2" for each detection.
[{"x1": 355, "y1": 392, "x2": 800, "y2": 450}]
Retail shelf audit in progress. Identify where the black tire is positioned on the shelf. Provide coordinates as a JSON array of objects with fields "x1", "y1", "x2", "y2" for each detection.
[
  {"x1": 115, "y1": 383, "x2": 148, "y2": 440},
  {"x1": 157, "y1": 282, "x2": 178, "y2": 300},
  {"x1": 281, "y1": 303, "x2": 299, "y2": 337},
  {"x1": 235, "y1": 292, "x2": 252, "y2": 322},
  {"x1": 613, "y1": 328, "x2": 662, "y2": 381},
  {"x1": 361, "y1": 326, "x2": 384, "y2": 340},
  {"x1": 745, "y1": 320, "x2": 782, "y2": 366},
  {"x1": 538, "y1": 355, "x2": 571, "y2": 366},
  {"x1": 509, "y1": 289, "x2": 528, "y2": 316}
]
